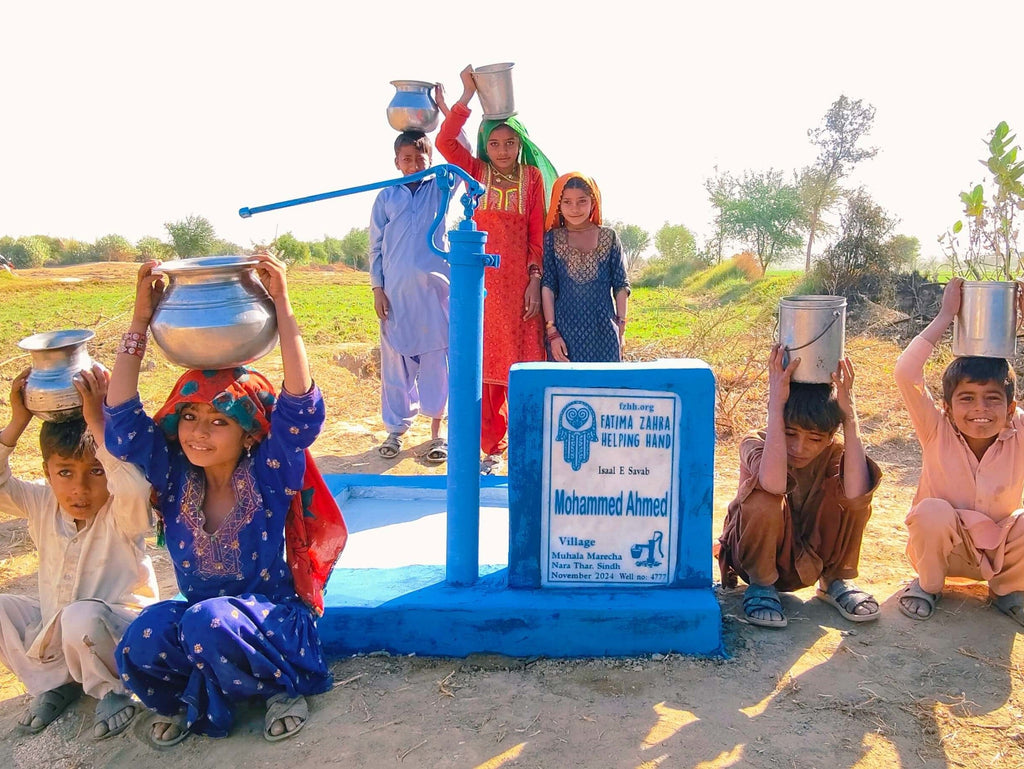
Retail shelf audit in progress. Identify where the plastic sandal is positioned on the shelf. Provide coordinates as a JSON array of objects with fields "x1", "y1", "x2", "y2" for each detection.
[
  {"x1": 743, "y1": 583, "x2": 788, "y2": 628},
  {"x1": 17, "y1": 682, "x2": 81, "y2": 735},
  {"x1": 93, "y1": 691, "x2": 137, "y2": 740},
  {"x1": 377, "y1": 432, "x2": 402, "y2": 459},
  {"x1": 423, "y1": 438, "x2": 448, "y2": 464},
  {"x1": 145, "y1": 710, "x2": 190, "y2": 748},
  {"x1": 990, "y1": 589, "x2": 1024, "y2": 627},
  {"x1": 815, "y1": 579, "x2": 880, "y2": 622},
  {"x1": 264, "y1": 693, "x2": 308, "y2": 743},
  {"x1": 897, "y1": 578, "x2": 939, "y2": 620}
]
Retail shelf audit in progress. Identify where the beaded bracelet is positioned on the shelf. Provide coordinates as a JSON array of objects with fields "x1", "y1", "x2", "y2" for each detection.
[
  {"x1": 118, "y1": 331, "x2": 147, "y2": 358},
  {"x1": 615, "y1": 316, "x2": 628, "y2": 326},
  {"x1": 528, "y1": 264, "x2": 542, "y2": 280}
]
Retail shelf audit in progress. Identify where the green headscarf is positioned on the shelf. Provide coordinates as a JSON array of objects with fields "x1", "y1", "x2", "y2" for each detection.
[{"x1": 477, "y1": 116, "x2": 558, "y2": 209}]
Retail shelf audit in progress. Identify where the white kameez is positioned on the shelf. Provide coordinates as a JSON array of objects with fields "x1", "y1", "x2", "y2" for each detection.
[{"x1": 0, "y1": 441, "x2": 157, "y2": 697}]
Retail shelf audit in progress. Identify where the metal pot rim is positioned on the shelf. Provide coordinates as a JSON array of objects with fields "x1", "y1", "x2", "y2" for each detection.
[
  {"x1": 154, "y1": 255, "x2": 259, "y2": 275},
  {"x1": 18, "y1": 328, "x2": 95, "y2": 352}
]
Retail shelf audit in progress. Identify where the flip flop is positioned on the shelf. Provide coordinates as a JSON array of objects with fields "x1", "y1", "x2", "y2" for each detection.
[
  {"x1": 377, "y1": 432, "x2": 402, "y2": 459},
  {"x1": 16, "y1": 682, "x2": 81, "y2": 735},
  {"x1": 422, "y1": 438, "x2": 448, "y2": 464},
  {"x1": 145, "y1": 710, "x2": 190, "y2": 748},
  {"x1": 897, "y1": 578, "x2": 939, "y2": 620},
  {"x1": 264, "y1": 693, "x2": 308, "y2": 743},
  {"x1": 742, "y1": 583, "x2": 788, "y2": 628},
  {"x1": 815, "y1": 579, "x2": 880, "y2": 622},
  {"x1": 93, "y1": 691, "x2": 137, "y2": 740},
  {"x1": 989, "y1": 589, "x2": 1024, "y2": 627}
]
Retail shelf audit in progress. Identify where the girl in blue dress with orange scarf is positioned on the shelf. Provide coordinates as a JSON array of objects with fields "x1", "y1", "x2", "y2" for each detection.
[{"x1": 103, "y1": 254, "x2": 345, "y2": 746}]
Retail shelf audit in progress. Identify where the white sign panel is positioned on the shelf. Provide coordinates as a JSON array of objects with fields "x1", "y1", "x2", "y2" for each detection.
[{"x1": 541, "y1": 388, "x2": 681, "y2": 587}]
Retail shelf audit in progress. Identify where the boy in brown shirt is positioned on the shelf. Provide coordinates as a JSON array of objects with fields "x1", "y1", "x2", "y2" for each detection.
[{"x1": 718, "y1": 344, "x2": 882, "y2": 627}]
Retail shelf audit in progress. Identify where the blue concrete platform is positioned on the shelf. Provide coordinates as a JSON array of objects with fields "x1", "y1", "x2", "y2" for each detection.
[{"x1": 320, "y1": 474, "x2": 724, "y2": 658}]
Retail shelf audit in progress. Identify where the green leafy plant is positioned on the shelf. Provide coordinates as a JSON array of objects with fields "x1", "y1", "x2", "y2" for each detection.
[{"x1": 941, "y1": 121, "x2": 1024, "y2": 280}]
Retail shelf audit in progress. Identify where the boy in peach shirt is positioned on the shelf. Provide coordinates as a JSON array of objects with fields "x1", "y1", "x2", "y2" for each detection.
[{"x1": 894, "y1": 277, "x2": 1024, "y2": 623}]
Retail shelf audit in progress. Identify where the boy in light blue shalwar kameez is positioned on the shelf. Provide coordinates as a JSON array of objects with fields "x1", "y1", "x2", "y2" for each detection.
[{"x1": 369, "y1": 130, "x2": 450, "y2": 463}]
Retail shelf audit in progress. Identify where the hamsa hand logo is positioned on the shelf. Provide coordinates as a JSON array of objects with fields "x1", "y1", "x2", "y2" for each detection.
[{"x1": 556, "y1": 401, "x2": 598, "y2": 471}]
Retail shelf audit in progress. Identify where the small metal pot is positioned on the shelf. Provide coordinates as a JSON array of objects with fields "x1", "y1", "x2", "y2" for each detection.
[
  {"x1": 150, "y1": 255, "x2": 278, "y2": 370},
  {"x1": 778, "y1": 295, "x2": 847, "y2": 383},
  {"x1": 18, "y1": 329, "x2": 96, "y2": 422},
  {"x1": 387, "y1": 80, "x2": 439, "y2": 133},
  {"x1": 472, "y1": 63, "x2": 515, "y2": 120}
]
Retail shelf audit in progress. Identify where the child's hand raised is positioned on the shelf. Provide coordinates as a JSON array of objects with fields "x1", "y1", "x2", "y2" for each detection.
[
  {"x1": 133, "y1": 260, "x2": 166, "y2": 327},
  {"x1": 832, "y1": 356, "x2": 858, "y2": 425},
  {"x1": 457, "y1": 64, "x2": 477, "y2": 106},
  {"x1": 74, "y1": 363, "x2": 110, "y2": 436},
  {"x1": 8, "y1": 368, "x2": 32, "y2": 427},
  {"x1": 767, "y1": 343, "x2": 798, "y2": 410},
  {"x1": 939, "y1": 276, "x2": 963, "y2": 322},
  {"x1": 253, "y1": 252, "x2": 289, "y2": 304},
  {"x1": 434, "y1": 83, "x2": 450, "y2": 118}
]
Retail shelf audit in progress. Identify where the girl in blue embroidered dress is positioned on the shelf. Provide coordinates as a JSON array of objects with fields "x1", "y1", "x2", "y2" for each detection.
[{"x1": 103, "y1": 254, "x2": 329, "y2": 746}]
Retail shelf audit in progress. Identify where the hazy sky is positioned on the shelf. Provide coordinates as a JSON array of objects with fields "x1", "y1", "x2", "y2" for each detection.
[{"x1": 2, "y1": 1, "x2": 1019, "y2": 263}]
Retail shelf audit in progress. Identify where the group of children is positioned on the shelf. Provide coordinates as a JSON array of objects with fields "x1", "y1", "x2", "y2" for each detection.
[
  {"x1": 370, "y1": 65, "x2": 630, "y2": 473},
  {"x1": 0, "y1": 252, "x2": 343, "y2": 746},
  {"x1": 3, "y1": 72, "x2": 1024, "y2": 750},
  {"x1": 721, "y1": 276, "x2": 1024, "y2": 630}
]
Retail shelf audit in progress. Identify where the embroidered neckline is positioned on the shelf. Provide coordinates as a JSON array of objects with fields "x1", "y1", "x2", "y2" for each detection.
[{"x1": 178, "y1": 457, "x2": 261, "y2": 578}]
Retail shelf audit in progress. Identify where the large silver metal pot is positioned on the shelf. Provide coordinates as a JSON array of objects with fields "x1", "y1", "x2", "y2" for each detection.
[
  {"x1": 18, "y1": 329, "x2": 95, "y2": 422},
  {"x1": 150, "y1": 255, "x2": 278, "y2": 370},
  {"x1": 472, "y1": 63, "x2": 515, "y2": 120},
  {"x1": 387, "y1": 80, "x2": 439, "y2": 133},
  {"x1": 952, "y1": 280, "x2": 1018, "y2": 358}
]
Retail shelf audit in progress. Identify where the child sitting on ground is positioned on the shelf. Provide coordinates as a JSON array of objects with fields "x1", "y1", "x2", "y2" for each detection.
[
  {"x1": 0, "y1": 364, "x2": 156, "y2": 738},
  {"x1": 105, "y1": 254, "x2": 344, "y2": 746},
  {"x1": 894, "y1": 276, "x2": 1024, "y2": 624},
  {"x1": 370, "y1": 130, "x2": 450, "y2": 464},
  {"x1": 718, "y1": 344, "x2": 881, "y2": 628}
]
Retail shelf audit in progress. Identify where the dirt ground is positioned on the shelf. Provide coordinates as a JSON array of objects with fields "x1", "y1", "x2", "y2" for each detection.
[{"x1": 0, "y1": 264, "x2": 1022, "y2": 768}]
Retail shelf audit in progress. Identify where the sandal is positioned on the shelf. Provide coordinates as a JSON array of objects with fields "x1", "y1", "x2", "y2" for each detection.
[
  {"x1": 264, "y1": 693, "x2": 308, "y2": 743},
  {"x1": 145, "y1": 710, "x2": 190, "y2": 748},
  {"x1": 17, "y1": 682, "x2": 81, "y2": 735},
  {"x1": 377, "y1": 432, "x2": 402, "y2": 459},
  {"x1": 423, "y1": 437, "x2": 448, "y2": 464},
  {"x1": 742, "y1": 584, "x2": 788, "y2": 628},
  {"x1": 93, "y1": 691, "x2": 137, "y2": 740},
  {"x1": 480, "y1": 454, "x2": 504, "y2": 475},
  {"x1": 989, "y1": 589, "x2": 1024, "y2": 627},
  {"x1": 897, "y1": 578, "x2": 940, "y2": 620},
  {"x1": 815, "y1": 579, "x2": 880, "y2": 622}
]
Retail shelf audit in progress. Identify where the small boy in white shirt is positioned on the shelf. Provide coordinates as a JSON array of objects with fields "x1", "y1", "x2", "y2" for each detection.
[{"x1": 0, "y1": 364, "x2": 157, "y2": 739}]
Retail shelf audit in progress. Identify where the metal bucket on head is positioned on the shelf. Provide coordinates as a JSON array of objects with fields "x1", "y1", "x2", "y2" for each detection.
[
  {"x1": 952, "y1": 280, "x2": 1018, "y2": 358},
  {"x1": 472, "y1": 63, "x2": 515, "y2": 119},
  {"x1": 778, "y1": 295, "x2": 847, "y2": 384}
]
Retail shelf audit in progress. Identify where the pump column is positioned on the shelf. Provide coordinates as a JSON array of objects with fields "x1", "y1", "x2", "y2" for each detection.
[{"x1": 445, "y1": 220, "x2": 498, "y2": 586}]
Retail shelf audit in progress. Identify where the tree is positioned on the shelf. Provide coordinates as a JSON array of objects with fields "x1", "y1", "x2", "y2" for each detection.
[
  {"x1": 714, "y1": 170, "x2": 806, "y2": 272},
  {"x1": 608, "y1": 220, "x2": 650, "y2": 273},
  {"x1": 653, "y1": 223, "x2": 697, "y2": 262},
  {"x1": 703, "y1": 171, "x2": 737, "y2": 265},
  {"x1": 802, "y1": 95, "x2": 879, "y2": 271},
  {"x1": 339, "y1": 227, "x2": 370, "y2": 270},
  {"x1": 94, "y1": 233, "x2": 137, "y2": 262},
  {"x1": 815, "y1": 189, "x2": 897, "y2": 295},
  {"x1": 136, "y1": 236, "x2": 175, "y2": 262},
  {"x1": 165, "y1": 215, "x2": 218, "y2": 257},
  {"x1": 888, "y1": 234, "x2": 921, "y2": 272},
  {"x1": 57, "y1": 238, "x2": 97, "y2": 265},
  {"x1": 271, "y1": 232, "x2": 311, "y2": 265},
  {"x1": 4, "y1": 235, "x2": 57, "y2": 268}
]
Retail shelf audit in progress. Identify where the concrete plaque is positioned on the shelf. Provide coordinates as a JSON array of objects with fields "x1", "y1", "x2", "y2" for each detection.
[{"x1": 541, "y1": 387, "x2": 680, "y2": 587}]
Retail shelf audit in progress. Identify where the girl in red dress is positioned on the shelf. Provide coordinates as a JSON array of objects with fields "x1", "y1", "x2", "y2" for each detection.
[{"x1": 435, "y1": 66, "x2": 557, "y2": 472}]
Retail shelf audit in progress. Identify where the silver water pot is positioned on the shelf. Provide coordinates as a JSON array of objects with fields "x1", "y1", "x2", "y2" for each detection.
[
  {"x1": 387, "y1": 80, "x2": 439, "y2": 133},
  {"x1": 150, "y1": 255, "x2": 278, "y2": 370},
  {"x1": 18, "y1": 329, "x2": 96, "y2": 422}
]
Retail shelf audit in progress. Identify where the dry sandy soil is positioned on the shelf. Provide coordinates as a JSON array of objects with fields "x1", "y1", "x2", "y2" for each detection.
[{"x1": 0, "y1": 264, "x2": 1021, "y2": 768}]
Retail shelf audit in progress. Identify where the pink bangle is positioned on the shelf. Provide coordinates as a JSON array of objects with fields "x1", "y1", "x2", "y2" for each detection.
[{"x1": 118, "y1": 331, "x2": 147, "y2": 358}]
